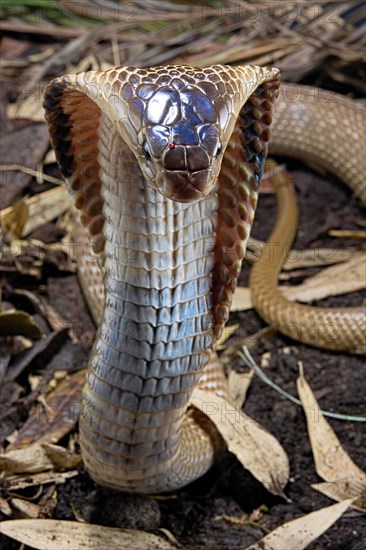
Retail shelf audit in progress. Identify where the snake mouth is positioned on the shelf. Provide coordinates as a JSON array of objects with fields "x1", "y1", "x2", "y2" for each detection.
[
  {"x1": 158, "y1": 168, "x2": 216, "y2": 202},
  {"x1": 171, "y1": 184, "x2": 203, "y2": 202}
]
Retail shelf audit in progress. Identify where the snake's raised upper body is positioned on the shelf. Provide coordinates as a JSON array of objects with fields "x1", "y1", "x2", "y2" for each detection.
[{"x1": 44, "y1": 64, "x2": 365, "y2": 493}]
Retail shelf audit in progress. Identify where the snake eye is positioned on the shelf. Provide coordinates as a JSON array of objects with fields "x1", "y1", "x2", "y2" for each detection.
[
  {"x1": 215, "y1": 144, "x2": 222, "y2": 157},
  {"x1": 143, "y1": 141, "x2": 152, "y2": 160}
]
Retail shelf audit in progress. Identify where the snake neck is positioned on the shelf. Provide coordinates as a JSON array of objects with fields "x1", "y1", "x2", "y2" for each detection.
[
  {"x1": 42, "y1": 67, "x2": 281, "y2": 492},
  {"x1": 80, "y1": 115, "x2": 221, "y2": 492},
  {"x1": 98, "y1": 134, "x2": 219, "y2": 375},
  {"x1": 100, "y1": 114, "x2": 218, "y2": 363}
]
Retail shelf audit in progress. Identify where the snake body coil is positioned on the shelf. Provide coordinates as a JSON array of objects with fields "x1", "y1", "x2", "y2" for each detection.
[{"x1": 44, "y1": 65, "x2": 365, "y2": 492}]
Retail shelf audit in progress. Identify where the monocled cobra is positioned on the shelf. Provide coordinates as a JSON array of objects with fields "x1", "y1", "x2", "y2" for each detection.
[{"x1": 43, "y1": 64, "x2": 366, "y2": 493}]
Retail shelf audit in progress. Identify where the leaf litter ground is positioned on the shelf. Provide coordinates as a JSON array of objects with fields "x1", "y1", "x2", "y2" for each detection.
[{"x1": 1, "y1": 163, "x2": 365, "y2": 549}]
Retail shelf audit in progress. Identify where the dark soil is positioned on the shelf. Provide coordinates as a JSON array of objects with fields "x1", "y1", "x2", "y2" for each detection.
[{"x1": 1, "y1": 165, "x2": 365, "y2": 549}]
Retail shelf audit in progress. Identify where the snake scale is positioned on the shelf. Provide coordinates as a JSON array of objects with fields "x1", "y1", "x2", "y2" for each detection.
[{"x1": 44, "y1": 65, "x2": 366, "y2": 493}]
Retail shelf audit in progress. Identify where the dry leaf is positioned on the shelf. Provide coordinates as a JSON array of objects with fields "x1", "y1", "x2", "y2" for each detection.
[
  {"x1": 0, "y1": 198, "x2": 28, "y2": 239},
  {"x1": 0, "y1": 497, "x2": 12, "y2": 517},
  {"x1": 10, "y1": 289, "x2": 67, "y2": 332},
  {"x1": 0, "y1": 124, "x2": 49, "y2": 208},
  {"x1": 43, "y1": 149, "x2": 57, "y2": 165},
  {"x1": 42, "y1": 443, "x2": 82, "y2": 469},
  {"x1": 7, "y1": 369, "x2": 85, "y2": 450},
  {"x1": 0, "y1": 443, "x2": 54, "y2": 474},
  {"x1": 231, "y1": 253, "x2": 365, "y2": 312},
  {"x1": 245, "y1": 499, "x2": 352, "y2": 550},
  {"x1": 7, "y1": 90, "x2": 45, "y2": 122},
  {"x1": 227, "y1": 370, "x2": 254, "y2": 408},
  {"x1": 282, "y1": 253, "x2": 366, "y2": 301},
  {"x1": 0, "y1": 519, "x2": 177, "y2": 550},
  {"x1": 231, "y1": 287, "x2": 252, "y2": 312},
  {"x1": 10, "y1": 498, "x2": 40, "y2": 519},
  {"x1": 1, "y1": 186, "x2": 72, "y2": 238},
  {"x1": 0, "y1": 310, "x2": 42, "y2": 339},
  {"x1": 190, "y1": 388, "x2": 289, "y2": 497},
  {"x1": 2, "y1": 238, "x2": 74, "y2": 279},
  {"x1": 7, "y1": 328, "x2": 68, "y2": 381},
  {"x1": 158, "y1": 528, "x2": 180, "y2": 547},
  {"x1": 20, "y1": 186, "x2": 71, "y2": 236},
  {"x1": 297, "y1": 367, "x2": 366, "y2": 510},
  {"x1": 312, "y1": 481, "x2": 366, "y2": 512}
]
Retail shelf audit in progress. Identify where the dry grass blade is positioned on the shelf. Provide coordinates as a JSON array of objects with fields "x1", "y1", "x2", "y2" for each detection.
[
  {"x1": 247, "y1": 238, "x2": 360, "y2": 269},
  {"x1": 0, "y1": 165, "x2": 63, "y2": 186},
  {"x1": 245, "y1": 499, "x2": 353, "y2": 550},
  {"x1": 0, "y1": 519, "x2": 177, "y2": 550},
  {"x1": 0, "y1": 20, "x2": 87, "y2": 38},
  {"x1": 1, "y1": 0, "x2": 361, "y2": 86},
  {"x1": 4, "y1": 470, "x2": 79, "y2": 492},
  {"x1": 297, "y1": 365, "x2": 366, "y2": 510},
  {"x1": 214, "y1": 323, "x2": 239, "y2": 350},
  {"x1": 190, "y1": 388, "x2": 289, "y2": 498},
  {"x1": 328, "y1": 229, "x2": 366, "y2": 240},
  {"x1": 239, "y1": 347, "x2": 365, "y2": 423}
]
